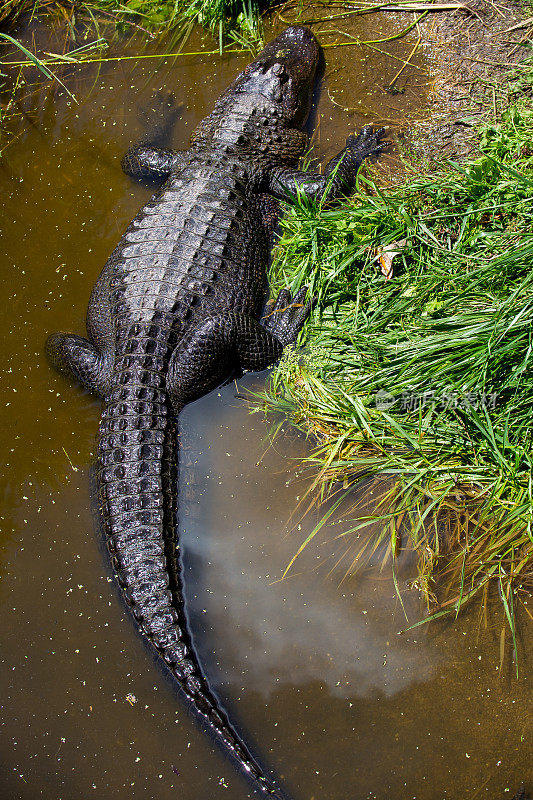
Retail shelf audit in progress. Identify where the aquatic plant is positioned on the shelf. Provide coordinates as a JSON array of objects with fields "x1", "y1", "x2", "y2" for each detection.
[
  {"x1": 0, "y1": 0, "x2": 264, "y2": 45},
  {"x1": 173, "y1": 0, "x2": 263, "y2": 47},
  {"x1": 0, "y1": 0, "x2": 264, "y2": 150},
  {"x1": 255, "y1": 101, "x2": 533, "y2": 646}
]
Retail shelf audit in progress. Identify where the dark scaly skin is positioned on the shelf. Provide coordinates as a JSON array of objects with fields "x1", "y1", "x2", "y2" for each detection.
[{"x1": 46, "y1": 26, "x2": 387, "y2": 799}]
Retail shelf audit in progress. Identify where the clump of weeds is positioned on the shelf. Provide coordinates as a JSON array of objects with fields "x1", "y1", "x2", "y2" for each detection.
[{"x1": 253, "y1": 92, "x2": 533, "y2": 652}]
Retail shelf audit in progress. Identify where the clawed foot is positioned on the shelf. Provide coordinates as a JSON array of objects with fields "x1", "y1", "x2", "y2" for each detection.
[
  {"x1": 263, "y1": 286, "x2": 316, "y2": 347},
  {"x1": 346, "y1": 125, "x2": 389, "y2": 160},
  {"x1": 322, "y1": 125, "x2": 389, "y2": 200}
]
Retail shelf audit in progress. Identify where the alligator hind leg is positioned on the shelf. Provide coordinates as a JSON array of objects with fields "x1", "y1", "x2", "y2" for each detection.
[
  {"x1": 46, "y1": 333, "x2": 112, "y2": 397},
  {"x1": 167, "y1": 290, "x2": 314, "y2": 412},
  {"x1": 262, "y1": 286, "x2": 316, "y2": 346}
]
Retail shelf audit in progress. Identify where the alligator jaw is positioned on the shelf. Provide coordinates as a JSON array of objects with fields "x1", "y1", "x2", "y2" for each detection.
[
  {"x1": 250, "y1": 25, "x2": 319, "y2": 125},
  {"x1": 221, "y1": 25, "x2": 319, "y2": 130}
]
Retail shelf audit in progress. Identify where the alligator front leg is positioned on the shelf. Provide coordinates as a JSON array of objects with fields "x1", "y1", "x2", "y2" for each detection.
[
  {"x1": 265, "y1": 125, "x2": 388, "y2": 203},
  {"x1": 167, "y1": 288, "x2": 313, "y2": 411},
  {"x1": 121, "y1": 146, "x2": 187, "y2": 179},
  {"x1": 122, "y1": 90, "x2": 186, "y2": 179},
  {"x1": 46, "y1": 333, "x2": 112, "y2": 396}
]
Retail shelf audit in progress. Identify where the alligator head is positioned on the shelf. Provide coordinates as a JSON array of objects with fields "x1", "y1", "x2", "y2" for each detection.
[
  {"x1": 191, "y1": 26, "x2": 320, "y2": 152},
  {"x1": 241, "y1": 25, "x2": 320, "y2": 127}
]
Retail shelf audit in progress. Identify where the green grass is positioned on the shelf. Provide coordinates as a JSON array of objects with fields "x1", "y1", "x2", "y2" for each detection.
[
  {"x1": 173, "y1": 0, "x2": 263, "y2": 47},
  {"x1": 255, "y1": 100, "x2": 533, "y2": 642}
]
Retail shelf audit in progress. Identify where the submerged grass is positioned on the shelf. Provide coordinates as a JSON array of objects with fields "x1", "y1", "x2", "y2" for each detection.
[
  {"x1": 0, "y1": 0, "x2": 263, "y2": 150},
  {"x1": 255, "y1": 98, "x2": 533, "y2": 639},
  {"x1": 0, "y1": 0, "x2": 264, "y2": 46}
]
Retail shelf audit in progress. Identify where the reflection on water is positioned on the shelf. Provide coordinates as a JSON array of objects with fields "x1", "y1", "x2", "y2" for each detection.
[
  {"x1": 180, "y1": 385, "x2": 441, "y2": 701},
  {"x1": 0, "y1": 13, "x2": 530, "y2": 800}
]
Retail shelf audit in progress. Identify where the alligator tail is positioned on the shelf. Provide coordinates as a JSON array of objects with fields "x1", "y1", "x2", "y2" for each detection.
[{"x1": 96, "y1": 381, "x2": 287, "y2": 799}]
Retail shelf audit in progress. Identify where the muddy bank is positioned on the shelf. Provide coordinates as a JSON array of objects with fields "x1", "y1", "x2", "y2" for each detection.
[{"x1": 413, "y1": 0, "x2": 531, "y2": 161}]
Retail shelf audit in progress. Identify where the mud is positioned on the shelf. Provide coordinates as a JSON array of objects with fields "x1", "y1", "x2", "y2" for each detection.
[{"x1": 414, "y1": 0, "x2": 531, "y2": 162}]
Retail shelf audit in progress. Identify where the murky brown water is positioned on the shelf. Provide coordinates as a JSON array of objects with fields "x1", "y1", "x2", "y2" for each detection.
[{"x1": 0, "y1": 11, "x2": 531, "y2": 800}]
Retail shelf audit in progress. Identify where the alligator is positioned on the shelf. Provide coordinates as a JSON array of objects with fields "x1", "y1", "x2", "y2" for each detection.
[{"x1": 46, "y1": 25, "x2": 386, "y2": 799}]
